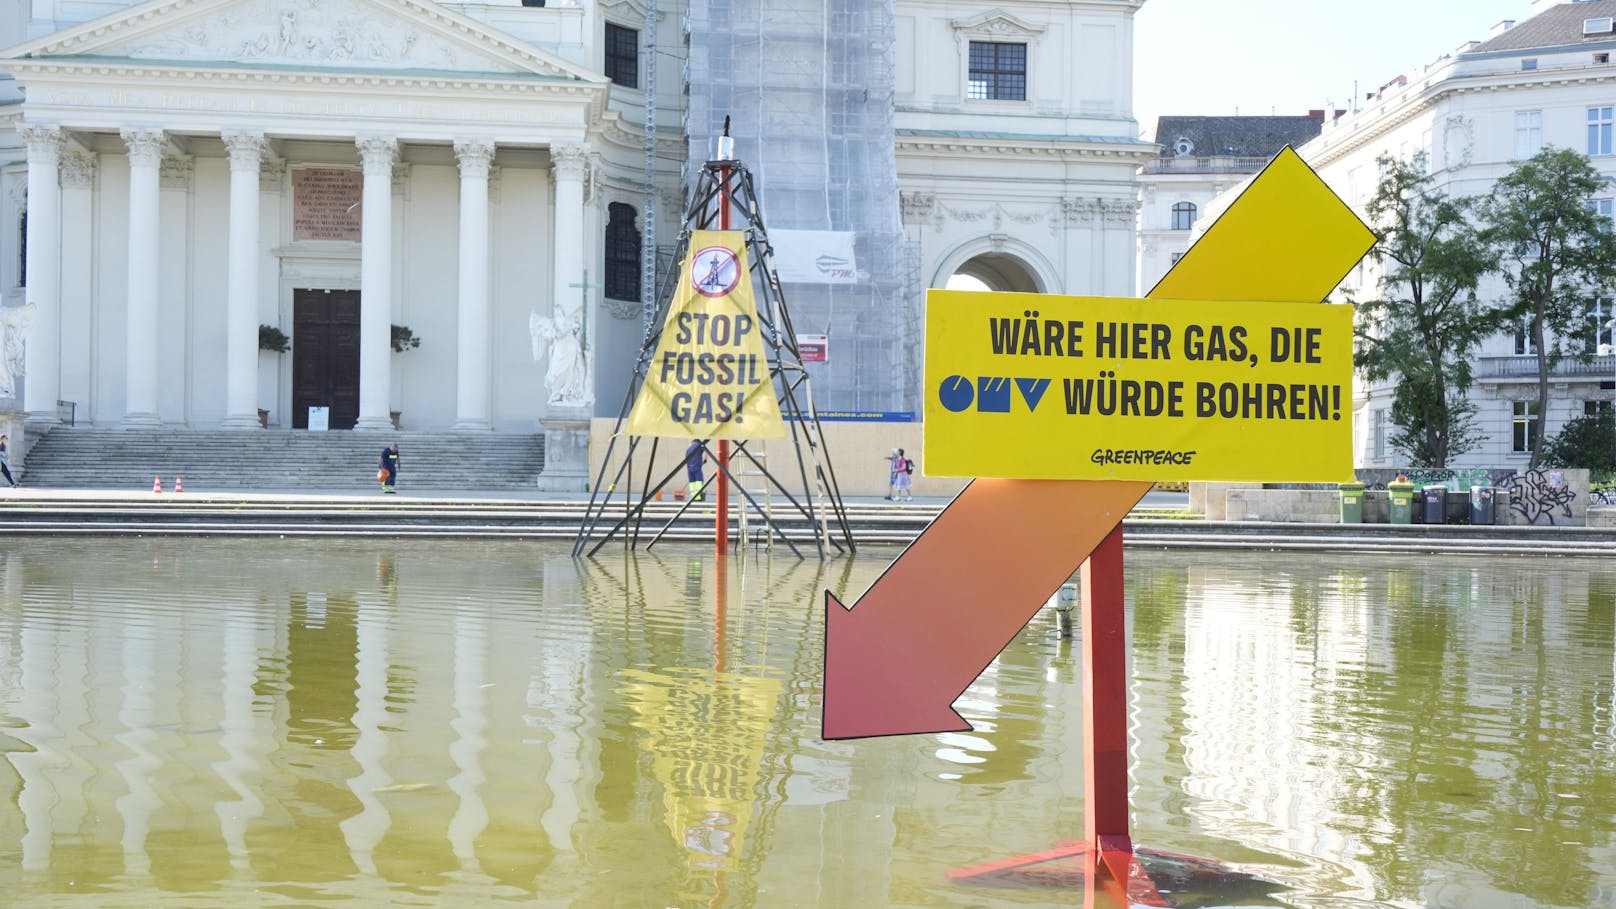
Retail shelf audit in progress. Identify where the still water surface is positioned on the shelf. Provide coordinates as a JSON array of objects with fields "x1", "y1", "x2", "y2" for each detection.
[{"x1": 0, "y1": 538, "x2": 1612, "y2": 908}]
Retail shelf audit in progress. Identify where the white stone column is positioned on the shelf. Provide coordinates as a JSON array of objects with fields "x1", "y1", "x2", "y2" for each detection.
[
  {"x1": 121, "y1": 128, "x2": 164, "y2": 427},
  {"x1": 452, "y1": 139, "x2": 494, "y2": 432},
  {"x1": 535, "y1": 144, "x2": 592, "y2": 491},
  {"x1": 355, "y1": 136, "x2": 397, "y2": 431},
  {"x1": 550, "y1": 144, "x2": 588, "y2": 339},
  {"x1": 222, "y1": 131, "x2": 266, "y2": 429},
  {"x1": 20, "y1": 124, "x2": 62, "y2": 429}
]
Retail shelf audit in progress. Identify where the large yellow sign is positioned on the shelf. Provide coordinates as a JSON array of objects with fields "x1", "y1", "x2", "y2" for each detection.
[
  {"x1": 922, "y1": 291, "x2": 1354, "y2": 482},
  {"x1": 626, "y1": 230, "x2": 785, "y2": 439}
]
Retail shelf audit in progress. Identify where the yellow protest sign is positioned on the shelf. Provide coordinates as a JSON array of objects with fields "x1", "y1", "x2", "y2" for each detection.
[
  {"x1": 922, "y1": 290, "x2": 1354, "y2": 482},
  {"x1": 626, "y1": 230, "x2": 784, "y2": 439}
]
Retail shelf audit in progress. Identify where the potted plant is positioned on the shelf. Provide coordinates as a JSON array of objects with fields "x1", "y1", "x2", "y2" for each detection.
[
  {"x1": 259, "y1": 324, "x2": 290, "y2": 353},
  {"x1": 391, "y1": 324, "x2": 420, "y2": 352}
]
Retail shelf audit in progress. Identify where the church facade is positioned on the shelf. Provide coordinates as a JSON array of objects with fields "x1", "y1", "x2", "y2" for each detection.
[{"x1": 0, "y1": 0, "x2": 1151, "y2": 443}]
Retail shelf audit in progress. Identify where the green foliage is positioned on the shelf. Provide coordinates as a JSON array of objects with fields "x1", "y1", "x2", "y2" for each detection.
[
  {"x1": 1351, "y1": 153, "x2": 1498, "y2": 467},
  {"x1": 390, "y1": 324, "x2": 420, "y2": 353},
  {"x1": 258, "y1": 324, "x2": 289, "y2": 353},
  {"x1": 1540, "y1": 411, "x2": 1616, "y2": 473},
  {"x1": 1483, "y1": 146, "x2": 1616, "y2": 467}
]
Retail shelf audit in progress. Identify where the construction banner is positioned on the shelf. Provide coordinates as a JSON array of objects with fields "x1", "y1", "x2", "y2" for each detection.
[{"x1": 626, "y1": 230, "x2": 785, "y2": 439}]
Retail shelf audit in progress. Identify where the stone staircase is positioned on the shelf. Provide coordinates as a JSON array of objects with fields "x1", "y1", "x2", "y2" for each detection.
[{"x1": 17, "y1": 428, "x2": 546, "y2": 492}]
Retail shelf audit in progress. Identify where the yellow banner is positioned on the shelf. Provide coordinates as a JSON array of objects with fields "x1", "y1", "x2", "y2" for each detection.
[
  {"x1": 922, "y1": 290, "x2": 1355, "y2": 482},
  {"x1": 626, "y1": 230, "x2": 785, "y2": 439}
]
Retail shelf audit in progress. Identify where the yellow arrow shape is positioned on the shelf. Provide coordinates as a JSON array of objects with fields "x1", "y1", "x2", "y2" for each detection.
[{"x1": 823, "y1": 147, "x2": 1375, "y2": 739}]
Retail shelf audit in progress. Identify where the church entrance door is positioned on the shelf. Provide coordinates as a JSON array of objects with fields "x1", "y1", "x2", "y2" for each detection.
[{"x1": 291, "y1": 289, "x2": 361, "y2": 430}]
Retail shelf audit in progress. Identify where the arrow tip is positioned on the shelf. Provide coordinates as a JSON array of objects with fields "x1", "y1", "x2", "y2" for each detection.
[{"x1": 822, "y1": 589, "x2": 974, "y2": 740}]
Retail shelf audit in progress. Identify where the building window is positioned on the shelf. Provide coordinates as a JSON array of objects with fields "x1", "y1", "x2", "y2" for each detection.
[
  {"x1": 1522, "y1": 58, "x2": 1538, "y2": 71},
  {"x1": 1373, "y1": 408, "x2": 1387, "y2": 459},
  {"x1": 604, "y1": 202, "x2": 641, "y2": 302},
  {"x1": 1515, "y1": 320, "x2": 1539, "y2": 356},
  {"x1": 1590, "y1": 106, "x2": 1614, "y2": 155},
  {"x1": 1599, "y1": 53, "x2": 1612, "y2": 64},
  {"x1": 1170, "y1": 201, "x2": 1197, "y2": 231},
  {"x1": 520, "y1": 0, "x2": 545, "y2": 6},
  {"x1": 1512, "y1": 401, "x2": 1540, "y2": 453},
  {"x1": 967, "y1": 42, "x2": 1026, "y2": 101},
  {"x1": 604, "y1": 23, "x2": 638, "y2": 89},
  {"x1": 1169, "y1": 251, "x2": 1184, "y2": 266},
  {"x1": 1586, "y1": 400, "x2": 1613, "y2": 416},
  {"x1": 1516, "y1": 110, "x2": 1542, "y2": 158},
  {"x1": 1588, "y1": 296, "x2": 1615, "y2": 353}
]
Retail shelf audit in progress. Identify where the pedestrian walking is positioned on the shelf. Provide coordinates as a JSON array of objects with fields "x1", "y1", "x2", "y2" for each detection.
[
  {"x1": 0, "y1": 434, "x2": 16, "y2": 487},
  {"x1": 379, "y1": 442, "x2": 399, "y2": 494},
  {"x1": 884, "y1": 447, "x2": 905, "y2": 500},
  {"x1": 893, "y1": 448, "x2": 914, "y2": 501}
]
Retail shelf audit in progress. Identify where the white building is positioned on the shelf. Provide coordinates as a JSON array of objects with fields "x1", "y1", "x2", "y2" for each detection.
[
  {"x1": 1138, "y1": 113, "x2": 1327, "y2": 295},
  {"x1": 1300, "y1": 0, "x2": 1616, "y2": 469},
  {"x1": 0, "y1": 0, "x2": 1152, "y2": 455}
]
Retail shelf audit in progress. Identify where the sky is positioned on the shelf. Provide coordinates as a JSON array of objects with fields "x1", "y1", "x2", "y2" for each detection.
[{"x1": 1133, "y1": 0, "x2": 1538, "y2": 133}]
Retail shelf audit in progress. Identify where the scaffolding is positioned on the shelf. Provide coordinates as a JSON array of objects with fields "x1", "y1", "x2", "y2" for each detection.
[
  {"x1": 682, "y1": 0, "x2": 917, "y2": 414},
  {"x1": 575, "y1": 157, "x2": 855, "y2": 560}
]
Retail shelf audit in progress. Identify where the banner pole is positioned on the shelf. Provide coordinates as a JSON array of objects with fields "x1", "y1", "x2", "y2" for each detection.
[{"x1": 715, "y1": 136, "x2": 733, "y2": 556}]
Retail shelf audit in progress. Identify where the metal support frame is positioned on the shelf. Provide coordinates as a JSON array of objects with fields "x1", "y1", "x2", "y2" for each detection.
[{"x1": 575, "y1": 157, "x2": 855, "y2": 560}]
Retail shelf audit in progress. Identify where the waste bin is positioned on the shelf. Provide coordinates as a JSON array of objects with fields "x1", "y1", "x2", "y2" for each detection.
[
  {"x1": 1388, "y1": 479, "x2": 1415, "y2": 525},
  {"x1": 1470, "y1": 485, "x2": 1496, "y2": 525},
  {"x1": 1422, "y1": 484, "x2": 1447, "y2": 525},
  {"x1": 1338, "y1": 482, "x2": 1365, "y2": 524}
]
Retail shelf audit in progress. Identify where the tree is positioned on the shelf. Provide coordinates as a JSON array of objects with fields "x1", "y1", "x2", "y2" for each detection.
[
  {"x1": 1539, "y1": 410, "x2": 1616, "y2": 475},
  {"x1": 1483, "y1": 146, "x2": 1616, "y2": 467},
  {"x1": 1352, "y1": 153, "x2": 1498, "y2": 467}
]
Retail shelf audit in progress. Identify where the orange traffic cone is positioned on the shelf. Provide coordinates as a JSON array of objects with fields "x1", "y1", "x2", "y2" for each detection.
[
  {"x1": 153, "y1": 475, "x2": 163, "y2": 493},
  {"x1": 174, "y1": 475, "x2": 183, "y2": 494}
]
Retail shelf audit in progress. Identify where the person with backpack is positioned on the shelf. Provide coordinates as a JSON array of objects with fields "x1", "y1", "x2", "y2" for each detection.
[
  {"x1": 894, "y1": 448, "x2": 914, "y2": 501},
  {"x1": 885, "y1": 447, "x2": 914, "y2": 501}
]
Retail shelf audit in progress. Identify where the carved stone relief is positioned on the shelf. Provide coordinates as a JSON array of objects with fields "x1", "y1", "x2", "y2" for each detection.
[
  {"x1": 103, "y1": 0, "x2": 523, "y2": 74},
  {"x1": 59, "y1": 151, "x2": 97, "y2": 189},
  {"x1": 160, "y1": 155, "x2": 194, "y2": 190}
]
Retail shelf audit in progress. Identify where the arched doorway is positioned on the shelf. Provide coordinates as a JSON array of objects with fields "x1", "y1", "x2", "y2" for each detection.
[{"x1": 944, "y1": 251, "x2": 1043, "y2": 293}]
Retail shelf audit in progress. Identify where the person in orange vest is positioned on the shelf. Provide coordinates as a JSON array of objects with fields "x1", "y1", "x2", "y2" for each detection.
[{"x1": 379, "y1": 443, "x2": 399, "y2": 494}]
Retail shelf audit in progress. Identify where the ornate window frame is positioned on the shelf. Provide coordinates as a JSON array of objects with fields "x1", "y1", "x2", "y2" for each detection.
[{"x1": 951, "y1": 11, "x2": 1044, "y2": 106}]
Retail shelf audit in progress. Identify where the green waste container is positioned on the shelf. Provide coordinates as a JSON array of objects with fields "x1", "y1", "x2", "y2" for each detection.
[
  {"x1": 1339, "y1": 482, "x2": 1365, "y2": 524},
  {"x1": 1388, "y1": 479, "x2": 1416, "y2": 525}
]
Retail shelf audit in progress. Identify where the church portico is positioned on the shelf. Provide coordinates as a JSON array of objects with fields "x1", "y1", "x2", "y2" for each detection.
[{"x1": 1, "y1": 0, "x2": 611, "y2": 433}]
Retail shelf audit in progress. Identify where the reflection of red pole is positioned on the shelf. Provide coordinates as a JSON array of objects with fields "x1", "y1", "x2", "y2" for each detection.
[{"x1": 715, "y1": 160, "x2": 732, "y2": 557}]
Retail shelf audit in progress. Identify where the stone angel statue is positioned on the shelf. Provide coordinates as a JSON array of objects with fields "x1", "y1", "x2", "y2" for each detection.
[
  {"x1": 529, "y1": 310, "x2": 593, "y2": 408},
  {"x1": 0, "y1": 303, "x2": 34, "y2": 400}
]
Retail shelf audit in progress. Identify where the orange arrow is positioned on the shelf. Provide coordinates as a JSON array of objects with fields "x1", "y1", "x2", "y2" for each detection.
[{"x1": 823, "y1": 148, "x2": 1375, "y2": 740}]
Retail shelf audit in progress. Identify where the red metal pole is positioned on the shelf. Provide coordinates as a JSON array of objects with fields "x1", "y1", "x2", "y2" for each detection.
[
  {"x1": 714, "y1": 162, "x2": 732, "y2": 556},
  {"x1": 1081, "y1": 525, "x2": 1133, "y2": 874}
]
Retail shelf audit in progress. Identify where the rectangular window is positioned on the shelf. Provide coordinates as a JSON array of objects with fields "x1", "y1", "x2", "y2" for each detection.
[
  {"x1": 1523, "y1": 58, "x2": 1538, "y2": 71},
  {"x1": 1516, "y1": 110, "x2": 1542, "y2": 158},
  {"x1": 967, "y1": 41, "x2": 1026, "y2": 101},
  {"x1": 1590, "y1": 198, "x2": 1615, "y2": 221},
  {"x1": 1515, "y1": 320, "x2": 1539, "y2": 356},
  {"x1": 1590, "y1": 106, "x2": 1614, "y2": 155},
  {"x1": 604, "y1": 23, "x2": 638, "y2": 89},
  {"x1": 1512, "y1": 401, "x2": 1540, "y2": 453},
  {"x1": 1586, "y1": 296, "x2": 1614, "y2": 353},
  {"x1": 1373, "y1": 409, "x2": 1387, "y2": 460},
  {"x1": 1586, "y1": 400, "x2": 1613, "y2": 416}
]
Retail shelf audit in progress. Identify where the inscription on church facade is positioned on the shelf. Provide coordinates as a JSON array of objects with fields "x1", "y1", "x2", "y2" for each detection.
[{"x1": 292, "y1": 168, "x2": 363, "y2": 242}]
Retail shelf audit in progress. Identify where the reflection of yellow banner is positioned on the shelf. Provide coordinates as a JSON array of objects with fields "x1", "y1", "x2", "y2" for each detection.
[
  {"x1": 621, "y1": 668, "x2": 781, "y2": 879},
  {"x1": 626, "y1": 231, "x2": 784, "y2": 439},
  {"x1": 923, "y1": 290, "x2": 1353, "y2": 482}
]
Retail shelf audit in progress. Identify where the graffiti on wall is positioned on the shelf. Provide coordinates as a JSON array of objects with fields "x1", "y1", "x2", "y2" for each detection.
[{"x1": 1497, "y1": 468, "x2": 1576, "y2": 525}]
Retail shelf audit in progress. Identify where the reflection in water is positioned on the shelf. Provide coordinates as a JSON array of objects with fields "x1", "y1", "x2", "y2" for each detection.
[{"x1": 0, "y1": 539, "x2": 1613, "y2": 907}]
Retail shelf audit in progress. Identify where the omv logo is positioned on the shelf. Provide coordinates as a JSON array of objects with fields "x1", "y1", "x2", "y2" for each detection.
[{"x1": 938, "y1": 375, "x2": 1051, "y2": 413}]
